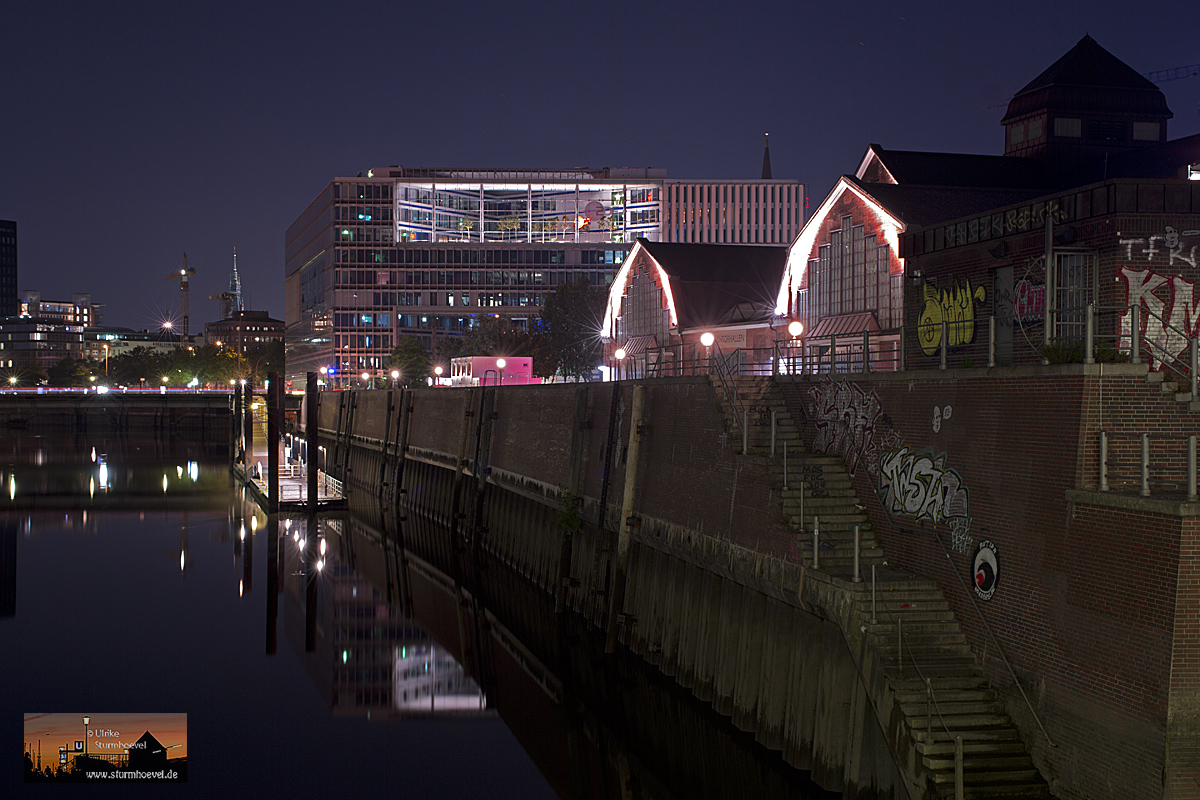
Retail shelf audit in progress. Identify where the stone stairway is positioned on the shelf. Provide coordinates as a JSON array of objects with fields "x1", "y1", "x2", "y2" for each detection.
[
  {"x1": 711, "y1": 375, "x2": 1052, "y2": 799},
  {"x1": 1148, "y1": 369, "x2": 1200, "y2": 410}
]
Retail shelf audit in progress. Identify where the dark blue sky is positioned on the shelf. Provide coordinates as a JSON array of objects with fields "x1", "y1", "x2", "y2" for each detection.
[{"x1": 2, "y1": 0, "x2": 1198, "y2": 328}]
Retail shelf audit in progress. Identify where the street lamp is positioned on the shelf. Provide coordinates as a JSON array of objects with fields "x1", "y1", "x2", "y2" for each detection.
[
  {"x1": 390, "y1": 369, "x2": 400, "y2": 388},
  {"x1": 361, "y1": 371, "x2": 371, "y2": 389},
  {"x1": 788, "y1": 320, "x2": 804, "y2": 375},
  {"x1": 614, "y1": 347, "x2": 627, "y2": 381},
  {"x1": 103, "y1": 344, "x2": 108, "y2": 375},
  {"x1": 700, "y1": 332, "x2": 714, "y2": 373},
  {"x1": 496, "y1": 358, "x2": 506, "y2": 387},
  {"x1": 434, "y1": 365, "x2": 443, "y2": 386},
  {"x1": 82, "y1": 716, "x2": 89, "y2": 758}
]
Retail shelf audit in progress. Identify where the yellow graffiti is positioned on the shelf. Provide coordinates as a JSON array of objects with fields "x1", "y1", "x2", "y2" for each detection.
[{"x1": 918, "y1": 279, "x2": 986, "y2": 356}]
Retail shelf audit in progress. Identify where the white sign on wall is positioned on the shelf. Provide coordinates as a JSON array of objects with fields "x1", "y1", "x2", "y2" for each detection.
[{"x1": 714, "y1": 330, "x2": 747, "y2": 348}]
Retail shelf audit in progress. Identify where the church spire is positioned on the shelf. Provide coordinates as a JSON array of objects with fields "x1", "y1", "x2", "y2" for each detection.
[
  {"x1": 230, "y1": 247, "x2": 243, "y2": 313},
  {"x1": 761, "y1": 132, "x2": 772, "y2": 180}
]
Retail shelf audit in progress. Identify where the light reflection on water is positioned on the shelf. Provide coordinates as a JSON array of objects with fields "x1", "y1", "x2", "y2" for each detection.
[{"x1": 0, "y1": 437, "x2": 554, "y2": 797}]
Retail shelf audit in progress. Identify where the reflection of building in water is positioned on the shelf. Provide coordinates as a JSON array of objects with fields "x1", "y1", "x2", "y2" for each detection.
[
  {"x1": 281, "y1": 516, "x2": 488, "y2": 717},
  {"x1": 393, "y1": 644, "x2": 485, "y2": 712},
  {"x1": 0, "y1": 521, "x2": 15, "y2": 617}
]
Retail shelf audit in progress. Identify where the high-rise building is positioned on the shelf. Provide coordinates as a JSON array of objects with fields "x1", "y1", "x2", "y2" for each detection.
[
  {"x1": 284, "y1": 166, "x2": 804, "y2": 387},
  {"x1": 0, "y1": 220, "x2": 16, "y2": 319}
]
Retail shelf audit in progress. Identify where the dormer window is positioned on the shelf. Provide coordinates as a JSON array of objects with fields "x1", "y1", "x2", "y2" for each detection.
[
  {"x1": 1007, "y1": 123, "x2": 1025, "y2": 146},
  {"x1": 1054, "y1": 118, "x2": 1082, "y2": 137},
  {"x1": 1088, "y1": 120, "x2": 1126, "y2": 141},
  {"x1": 1028, "y1": 118, "x2": 1043, "y2": 140},
  {"x1": 1133, "y1": 121, "x2": 1160, "y2": 141}
]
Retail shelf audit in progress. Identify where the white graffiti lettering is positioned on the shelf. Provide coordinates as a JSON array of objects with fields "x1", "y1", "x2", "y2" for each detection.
[
  {"x1": 808, "y1": 378, "x2": 881, "y2": 477},
  {"x1": 878, "y1": 447, "x2": 970, "y2": 523}
]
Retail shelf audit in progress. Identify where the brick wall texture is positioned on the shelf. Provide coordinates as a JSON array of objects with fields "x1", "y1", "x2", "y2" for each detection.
[{"x1": 782, "y1": 368, "x2": 1200, "y2": 800}]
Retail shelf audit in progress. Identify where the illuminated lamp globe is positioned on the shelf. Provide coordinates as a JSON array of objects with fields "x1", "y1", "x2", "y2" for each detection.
[
  {"x1": 788, "y1": 320, "x2": 804, "y2": 338},
  {"x1": 390, "y1": 370, "x2": 399, "y2": 380},
  {"x1": 361, "y1": 372, "x2": 370, "y2": 382},
  {"x1": 434, "y1": 366, "x2": 443, "y2": 376},
  {"x1": 614, "y1": 348, "x2": 626, "y2": 361},
  {"x1": 700, "y1": 332, "x2": 715, "y2": 348},
  {"x1": 496, "y1": 358, "x2": 507, "y2": 370}
]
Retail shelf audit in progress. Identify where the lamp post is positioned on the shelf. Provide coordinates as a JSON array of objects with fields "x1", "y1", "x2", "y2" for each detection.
[
  {"x1": 434, "y1": 365, "x2": 443, "y2": 386},
  {"x1": 82, "y1": 716, "x2": 89, "y2": 758},
  {"x1": 496, "y1": 358, "x2": 506, "y2": 387},
  {"x1": 788, "y1": 320, "x2": 804, "y2": 375},
  {"x1": 614, "y1": 347, "x2": 627, "y2": 381},
  {"x1": 361, "y1": 371, "x2": 371, "y2": 389},
  {"x1": 700, "y1": 332, "x2": 715, "y2": 374},
  {"x1": 390, "y1": 369, "x2": 400, "y2": 388},
  {"x1": 103, "y1": 344, "x2": 108, "y2": 375}
]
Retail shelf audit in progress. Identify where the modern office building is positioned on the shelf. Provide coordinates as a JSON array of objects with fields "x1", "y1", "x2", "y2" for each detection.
[
  {"x1": 285, "y1": 165, "x2": 804, "y2": 387},
  {"x1": 0, "y1": 221, "x2": 15, "y2": 320},
  {"x1": 0, "y1": 291, "x2": 98, "y2": 371}
]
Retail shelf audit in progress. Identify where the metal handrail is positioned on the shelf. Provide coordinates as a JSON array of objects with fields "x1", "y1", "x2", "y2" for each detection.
[
  {"x1": 928, "y1": 529, "x2": 1057, "y2": 748},
  {"x1": 708, "y1": 343, "x2": 746, "y2": 437},
  {"x1": 897, "y1": 626, "x2": 956, "y2": 743}
]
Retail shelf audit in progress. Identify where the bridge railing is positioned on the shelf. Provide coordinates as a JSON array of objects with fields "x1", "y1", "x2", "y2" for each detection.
[{"x1": 1097, "y1": 431, "x2": 1199, "y2": 499}]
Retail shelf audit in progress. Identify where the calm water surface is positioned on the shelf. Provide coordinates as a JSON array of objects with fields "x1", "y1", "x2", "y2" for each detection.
[
  {"x1": 0, "y1": 434, "x2": 553, "y2": 797},
  {"x1": 2, "y1": 433, "x2": 829, "y2": 798}
]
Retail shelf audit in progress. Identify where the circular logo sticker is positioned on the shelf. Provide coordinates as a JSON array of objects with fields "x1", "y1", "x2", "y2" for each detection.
[{"x1": 973, "y1": 541, "x2": 999, "y2": 601}]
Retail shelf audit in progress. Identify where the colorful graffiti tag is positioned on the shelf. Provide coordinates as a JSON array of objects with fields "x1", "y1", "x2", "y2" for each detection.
[
  {"x1": 808, "y1": 378, "x2": 881, "y2": 477},
  {"x1": 877, "y1": 447, "x2": 970, "y2": 523},
  {"x1": 917, "y1": 279, "x2": 987, "y2": 356}
]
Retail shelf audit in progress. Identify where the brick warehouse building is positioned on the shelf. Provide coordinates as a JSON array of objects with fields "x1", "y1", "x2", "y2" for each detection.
[{"x1": 788, "y1": 36, "x2": 1200, "y2": 799}]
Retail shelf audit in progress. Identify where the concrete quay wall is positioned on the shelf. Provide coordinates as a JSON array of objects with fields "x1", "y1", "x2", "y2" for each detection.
[{"x1": 310, "y1": 379, "x2": 916, "y2": 799}]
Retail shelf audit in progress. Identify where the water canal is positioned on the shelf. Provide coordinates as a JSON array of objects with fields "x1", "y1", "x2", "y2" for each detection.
[{"x1": 1, "y1": 431, "x2": 833, "y2": 798}]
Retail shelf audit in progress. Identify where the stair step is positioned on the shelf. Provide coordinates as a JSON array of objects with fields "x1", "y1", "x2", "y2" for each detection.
[
  {"x1": 901, "y1": 700, "x2": 1005, "y2": 717},
  {"x1": 917, "y1": 739, "x2": 1025, "y2": 756},
  {"x1": 908, "y1": 714, "x2": 1012, "y2": 731},
  {"x1": 896, "y1": 688, "x2": 997, "y2": 704},
  {"x1": 923, "y1": 754, "x2": 1035, "y2": 772},
  {"x1": 935, "y1": 784, "x2": 1052, "y2": 800},
  {"x1": 930, "y1": 768, "x2": 1041, "y2": 785},
  {"x1": 892, "y1": 676, "x2": 990, "y2": 692},
  {"x1": 866, "y1": 620, "x2": 962, "y2": 634}
]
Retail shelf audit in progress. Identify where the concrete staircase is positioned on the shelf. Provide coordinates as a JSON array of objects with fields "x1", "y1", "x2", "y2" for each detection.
[{"x1": 711, "y1": 375, "x2": 1052, "y2": 799}]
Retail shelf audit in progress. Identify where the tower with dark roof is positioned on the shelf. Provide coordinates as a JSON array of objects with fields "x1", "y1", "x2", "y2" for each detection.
[{"x1": 1000, "y1": 35, "x2": 1171, "y2": 167}]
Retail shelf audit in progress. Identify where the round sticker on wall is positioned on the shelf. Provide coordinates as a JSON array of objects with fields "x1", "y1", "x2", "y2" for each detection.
[{"x1": 973, "y1": 541, "x2": 999, "y2": 601}]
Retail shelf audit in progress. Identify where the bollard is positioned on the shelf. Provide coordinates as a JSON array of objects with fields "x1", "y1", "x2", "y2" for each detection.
[
  {"x1": 1099, "y1": 431, "x2": 1108, "y2": 492},
  {"x1": 853, "y1": 524, "x2": 861, "y2": 582},
  {"x1": 1131, "y1": 304, "x2": 1141, "y2": 364},
  {"x1": 1141, "y1": 433, "x2": 1151, "y2": 497},
  {"x1": 926, "y1": 678, "x2": 933, "y2": 743},
  {"x1": 813, "y1": 516, "x2": 820, "y2": 570},
  {"x1": 988, "y1": 315, "x2": 996, "y2": 368},
  {"x1": 1085, "y1": 303, "x2": 1095, "y2": 364},
  {"x1": 863, "y1": 329, "x2": 870, "y2": 372},
  {"x1": 955, "y1": 736, "x2": 964, "y2": 800},
  {"x1": 1190, "y1": 435, "x2": 1197, "y2": 503},
  {"x1": 831, "y1": 335, "x2": 838, "y2": 374},
  {"x1": 770, "y1": 410, "x2": 777, "y2": 457},
  {"x1": 871, "y1": 565, "x2": 877, "y2": 623},
  {"x1": 743, "y1": 409, "x2": 749, "y2": 454},
  {"x1": 940, "y1": 320, "x2": 948, "y2": 370},
  {"x1": 782, "y1": 441, "x2": 789, "y2": 490},
  {"x1": 1193, "y1": 338, "x2": 1199, "y2": 400}
]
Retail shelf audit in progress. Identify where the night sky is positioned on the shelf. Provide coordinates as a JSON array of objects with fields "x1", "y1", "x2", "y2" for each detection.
[{"x1": 2, "y1": 1, "x2": 1198, "y2": 329}]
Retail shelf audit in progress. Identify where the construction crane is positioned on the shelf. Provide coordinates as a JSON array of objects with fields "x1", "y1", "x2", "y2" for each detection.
[{"x1": 165, "y1": 254, "x2": 195, "y2": 343}]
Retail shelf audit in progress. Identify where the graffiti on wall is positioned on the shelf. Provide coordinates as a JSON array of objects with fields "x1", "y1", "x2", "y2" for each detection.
[
  {"x1": 808, "y1": 378, "x2": 881, "y2": 477},
  {"x1": 877, "y1": 447, "x2": 971, "y2": 524},
  {"x1": 1120, "y1": 266, "x2": 1200, "y2": 367},
  {"x1": 932, "y1": 405, "x2": 953, "y2": 433},
  {"x1": 1120, "y1": 226, "x2": 1200, "y2": 270},
  {"x1": 1013, "y1": 279, "x2": 1045, "y2": 322},
  {"x1": 917, "y1": 279, "x2": 987, "y2": 356}
]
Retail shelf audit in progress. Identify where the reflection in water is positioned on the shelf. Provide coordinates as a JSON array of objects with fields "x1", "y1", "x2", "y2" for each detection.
[{"x1": 273, "y1": 514, "x2": 488, "y2": 719}]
